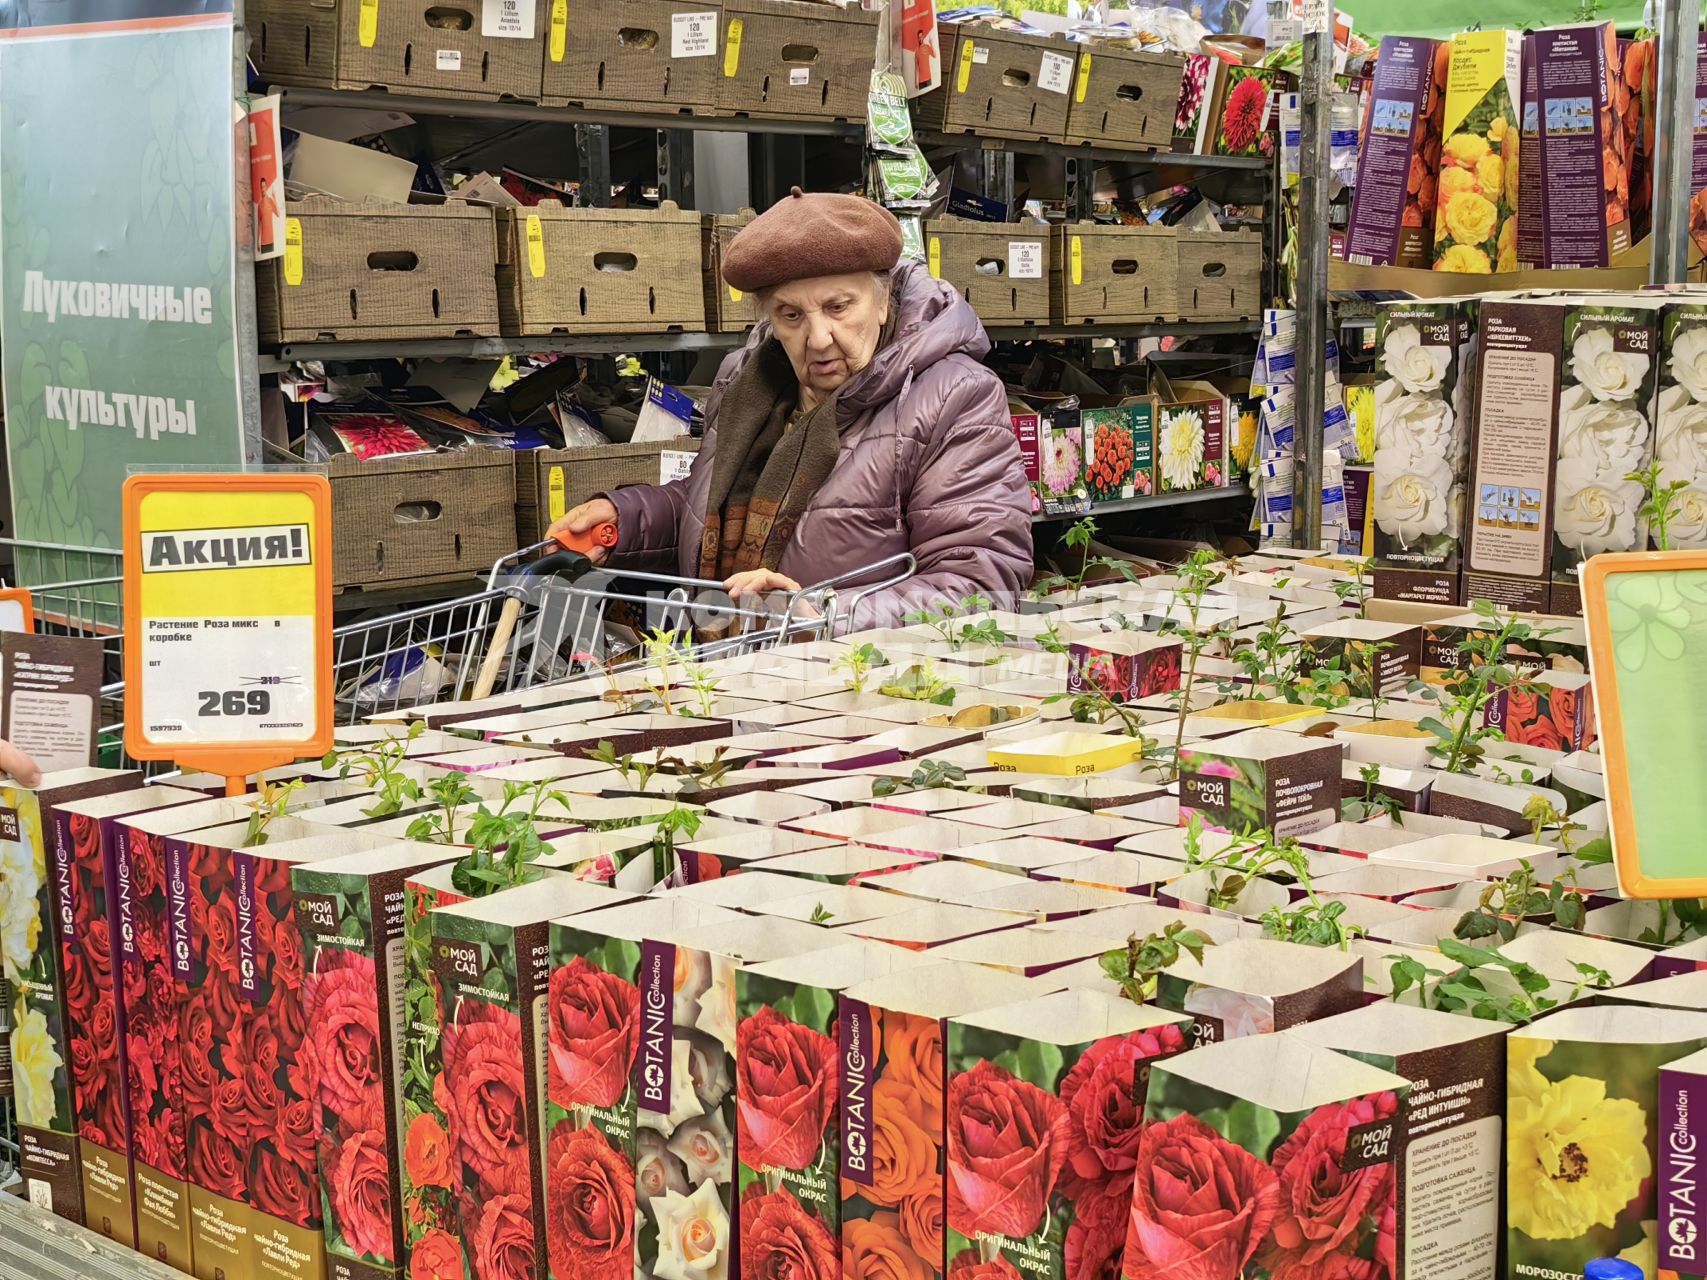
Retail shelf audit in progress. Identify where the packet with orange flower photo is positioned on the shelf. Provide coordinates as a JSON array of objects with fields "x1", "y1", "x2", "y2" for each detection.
[
  {"x1": 1432, "y1": 30, "x2": 1521, "y2": 275},
  {"x1": 1346, "y1": 36, "x2": 1446, "y2": 270}
]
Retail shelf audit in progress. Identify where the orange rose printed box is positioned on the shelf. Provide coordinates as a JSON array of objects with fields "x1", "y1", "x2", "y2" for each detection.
[
  {"x1": 943, "y1": 990, "x2": 1192, "y2": 1280},
  {"x1": 1066, "y1": 632, "x2": 1183, "y2": 706},
  {"x1": 430, "y1": 876, "x2": 629, "y2": 1280},
  {"x1": 1519, "y1": 24, "x2": 1630, "y2": 269},
  {"x1": 1432, "y1": 30, "x2": 1521, "y2": 275},
  {"x1": 5, "y1": 769, "x2": 139, "y2": 1232},
  {"x1": 541, "y1": 898, "x2": 745, "y2": 1280},
  {"x1": 50, "y1": 784, "x2": 202, "y2": 1248},
  {"x1": 736, "y1": 942, "x2": 940, "y2": 1275},
  {"x1": 838, "y1": 963, "x2": 1049, "y2": 1280},
  {"x1": 1345, "y1": 36, "x2": 1447, "y2": 269},
  {"x1": 1291, "y1": 1003, "x2": 1507, "y2": 1280},
  {"x1": 1507, "y1": 1006, "x2": 1707, "y2": 1280},
  {"x1": 1483, "y1": 670, "x2": 1596, "y2": 752},
  {"x1": 1370, "y1": 300, "x2": 1477, "y2": 607},
  {"x1": 1122, "y1": 1033, "x2": 1409, "y2": 1280},
  {"x1": 288, "y1": 842, "x2": 455, "y2": 1280}
]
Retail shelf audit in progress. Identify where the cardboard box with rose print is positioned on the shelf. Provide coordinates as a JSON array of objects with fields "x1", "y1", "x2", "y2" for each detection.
[
  {"x1": 1482, "y1": 669, "x2": 1597, "y2": 752},
  {"x1": 839, "y1": 962, "x2": 1050, "y2": 1280},
  {"x1": 431, "y1": 876, "x2": 632, "y2": 1280},
  {"x1": 1176, "y1": 729, "x2": 1344, "y2": 838},
  {"x1": 1371, "y1": 299, "x2": 1477, "y2": 606},
  {"x1": 1653, "y1": 300, "x2": 1707, "y2": 551},
  {"x1": 50, "y1": 784, "x2": 202, "y2": 1249},
  {"x1": 735, "y1": 941, "x2": 940, "y2": 1274},
  {"x1": 944, "y1": 990, "x2": 1193, "y2": 1280},
  {"x1": 288, "y1": 841, "x2": 457, "y2": 1280},
  {"x1": 1506, "y1": 1005, "x2": 1707, "y2": 1280},
  {"x1": 1123, "y1": 1033, "x2": 1409, "y2": 1280},
  {"x1": 1066, "y1": 632, "x2": 1183, "y2": 706},
  {"x1": 4, "y1": 769, "x2": 140, "y2": 1233},
  {"x1": 1432, "y1": 30, "x2": 1521, "y2": 274}
]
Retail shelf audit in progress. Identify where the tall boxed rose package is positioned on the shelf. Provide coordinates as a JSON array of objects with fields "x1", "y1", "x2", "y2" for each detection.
[
  {"x1": 945, "y1": 989, "x2": 1192, "y2": 1280},
  {"x1": 1432, "y1": 30, "x2": 1521, "y2": 274},
  {"x1": 1123, "y1": 1033, "x2": 1409, "y2": 1280},
  {"x1": 1346, "y1": 37, "x2": 1447, "y2": 269},
  {"x1": 1654, "y1": 299, "x2": 1707, "y2": 550},
  {"x1": 1506, "y1": 1005, "x2": 1707, "y2": 1279}
]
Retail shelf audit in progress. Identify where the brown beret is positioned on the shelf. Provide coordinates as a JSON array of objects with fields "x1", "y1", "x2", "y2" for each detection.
[{"x1": 721, "y1": 187, "x2": 903, "y2": 292}]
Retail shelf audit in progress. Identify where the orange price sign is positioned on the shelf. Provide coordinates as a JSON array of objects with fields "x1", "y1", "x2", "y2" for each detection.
[
  {"x1": 0, "y1": 588, "x2": 32, "y2": 633},
  {"x1": 122, "y1": 474, "x2": 333, "y2": 790}
]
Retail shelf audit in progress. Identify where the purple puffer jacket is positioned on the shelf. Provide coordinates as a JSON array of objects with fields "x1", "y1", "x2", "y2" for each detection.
[{"x1": 604, "y1": 260, "x2": 1033, "y2": 628}]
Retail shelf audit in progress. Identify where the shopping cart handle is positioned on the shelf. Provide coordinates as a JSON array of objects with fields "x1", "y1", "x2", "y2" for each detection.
[{"x1": 519, "y1": 549, "x2": 598, "y2": 583}]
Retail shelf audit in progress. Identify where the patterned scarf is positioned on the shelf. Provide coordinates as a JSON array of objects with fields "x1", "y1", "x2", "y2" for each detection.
[{"x1": 697, "y1": 339, "x2": 843, "y2": 582}]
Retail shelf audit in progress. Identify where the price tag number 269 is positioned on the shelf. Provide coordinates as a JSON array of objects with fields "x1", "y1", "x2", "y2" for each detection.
[{"x1": 199, "y1": 690, "x2": 274, "y2": 717}]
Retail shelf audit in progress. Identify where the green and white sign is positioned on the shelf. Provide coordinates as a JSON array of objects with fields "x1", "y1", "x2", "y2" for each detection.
[{"x1": 0, "y1": 1, "x2": 248, "y2": 556}]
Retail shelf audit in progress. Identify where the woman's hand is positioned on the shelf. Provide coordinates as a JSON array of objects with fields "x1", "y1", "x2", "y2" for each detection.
[
  {"x1": 0, "y1": 740, "x2": 42, "y2": 788},
  {"x1": 547, "y1": 498, "x2": 619, "y2": 564},
  {"x1": 724, "y1": 569, "x2": 819, "y2": 619}
]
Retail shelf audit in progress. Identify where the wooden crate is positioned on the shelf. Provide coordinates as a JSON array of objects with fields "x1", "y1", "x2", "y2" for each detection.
[
  {"x1": 716, "y1": 0, "x2": 877, "y2": 122},
  {"x1": 1064, "y1": 46, "x2": 1185, "y2": 150},
  {"x1": 496, "y1": 202, "x2": 705, "y2": 335},
  {"x1": 1051, "y1": 224, "x2": 1179, "y2": 325},
  {"x1": 913, "y1": 24, "x2": 1075, "y2": 143},
  {"x1": 256, "y1": 198, "x2": 501, "y2": 344},
  {"x1": 1177, "y1": 230, "x2": 1264, "y2": 320},
  {"x1": 325, "y1": 449, "x2": 517, "y2": 593},
  {"x1": 540, "y1": 0, "x2": 721, "y2": 114},
  {"x1": 515, "y1": 437, "x2": 701, "y2": 545},
  {"x1": 248, "y1": 0, "x2": 548, "y2": 101},
  {"x1": 925, "y1": 219, "x2": 1051, "y2": 327},
  {"x1": 703, "y1": 210, "x2": 757, "y2": 332}
]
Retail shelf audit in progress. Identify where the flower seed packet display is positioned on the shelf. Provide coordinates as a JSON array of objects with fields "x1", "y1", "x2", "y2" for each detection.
[
  {"x1": 839, "y1": 962, "x2": 1050, "y2": 1280},
  {"x1": 1506, "y1": 1006, "x2": 1707, "y2": 1278},
  {"x1": 50, "y1": 784, "x2": 202, "y2": 1247},
  {"x1": 1082, "y1": 399, "x2": 1157, "y2": 503},
  {"x1": 1291, "y1": 1003, "x2": 1507, "y2": 1280},
  {"x1": 1432, "y1": 29, "x2": 1521, "y2": 274},
  {"x1": 736, "y1": 940, "x2": 939, "y2": 1272},
  {"x1": 1037, "y1": 406, "x2": 1089, "y2": 518},
  {"x1": 1371, "y1": 300, "x2": 1476, "y2": 605},
  {"x1": 1153, "y1": 375, "x2": 1230, "y2": 494},
  {"x1": 1346, "y1": 37, "x2": 1447, "y2": 269},
  {"x1": 944, "y1": 990, "x2": 1193, "y2": 1280},
  {"x1": 431, "y1": 877, "x2": 634, "y2": 1280},
  {"x1": 1066, "y1": 632, "x2": 1183, "y2": 705},
  {"x1": 1176, "y1": 729, "x2": 1344, "y2": 838},
  {"x1": 1125, "y1": 1033, "x2": 1409, "y2": 1280},
  {"x1": 4, "y1": 768, "x2": 139, "y2": 1231},
  {"x1": 1153, "y1": 938, "x2": 1364, "y2": 1046},
  {"x1": 288, "y1": 842, "x2": 458, "y2": 1280},
  {"x1": 542, "y1": 898, "x2": 744, "y2": 1280},
  {"x1": 1520, "y1": 24, "x2": 1630, "y2": 269}
]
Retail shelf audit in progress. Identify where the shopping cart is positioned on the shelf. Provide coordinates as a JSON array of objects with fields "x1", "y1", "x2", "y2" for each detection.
[{"x1": 333, "y1": 538, "x2": 918, "y2": 719}]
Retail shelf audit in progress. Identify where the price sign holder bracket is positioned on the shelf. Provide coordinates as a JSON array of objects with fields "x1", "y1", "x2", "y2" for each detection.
[{"x1": 122, "y1": 474, "x2": 334, "y2": 795}]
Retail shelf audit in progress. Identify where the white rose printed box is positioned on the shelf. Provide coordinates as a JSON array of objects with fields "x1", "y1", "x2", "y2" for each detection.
[
  {"x1": 1655, "y1": 299, "x2": 1707, "y2": 551},
  {"x1": 1372, "y1": 300, "x2": 1477, "y2": 606},
  {"x1": 1463, "y1": 295, "x2": 1660, "y2": 614}
]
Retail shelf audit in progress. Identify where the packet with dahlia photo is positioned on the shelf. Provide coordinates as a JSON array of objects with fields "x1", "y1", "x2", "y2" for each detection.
[
  {"x1": 1292, "y1": 1002, "x2": 1507, "y2": 1280},
  {"x1": 944, "y1": 989, "x2": 1192, "y2": 1280},
  {"x1": 431, "y1": 877, "x2": 631, "y2": 1280},
  {"x1": 1036, "y1": 406, "x2": 1089, "y2": 518},
  {"x1": 1212, "y1": 65, "x2": 1277, "y2": 159},
  {"x1": 288, "y1": 841, "x2": 454, "y2": 1280},
  {"x1": 1506, "y1": 1005, "x2": 1707, "y2": 1280},
  {"x1": 49, "y1": 783, "x2": 201, "y2": 1248},
  {"x1": 1124, "y1": 1031, "x2": 1409, "y2": 1280},
  {"x1": 542, "y1": 897, "x2": 744, "y2": 1280},
  {"x1": 3, "y1": 768, "x2": 139, "y2": 1231},
  {"x1": 1152, "y1": 375, "x2": 1229, "y2": 495},
  {"x1": 839, "y1": 962, "x2": 1048, "y2": 1280}
]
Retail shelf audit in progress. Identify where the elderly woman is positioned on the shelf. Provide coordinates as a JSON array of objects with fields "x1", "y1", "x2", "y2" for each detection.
[{"x1": 550, "y1": 188, "x2": 1032, "y2": 627}]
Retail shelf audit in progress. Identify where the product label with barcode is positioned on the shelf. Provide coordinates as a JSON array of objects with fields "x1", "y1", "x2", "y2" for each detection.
[
  {"x1": 672, "y1": 12, "x2": 718, "y2": 57},
  {"x1": 483, "y1": 0, "x2": 536, "y2": 37},
  {"x1": 437, "y1": 49, "x2": 462, "y2": 71},
  {"x1": 1039, "y1": 50, "x2": 1074, "y2": 94},
  {"x1": 1008, "y1": 241, "x2": 1043, "y2": 279}
]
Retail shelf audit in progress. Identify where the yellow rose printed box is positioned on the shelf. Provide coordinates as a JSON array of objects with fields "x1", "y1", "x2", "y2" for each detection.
[
  {"x1": 1508, "y1": 1006, "x2": 1707, "y2": 1280},
  {"x1": 1433, "y1": 30, "x2": 1522, "y2": 274}
]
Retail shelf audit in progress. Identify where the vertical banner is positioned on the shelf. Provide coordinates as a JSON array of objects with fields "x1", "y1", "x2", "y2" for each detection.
[{"x1": 0, "y1": 2, "x2": 246, "y2": 558}]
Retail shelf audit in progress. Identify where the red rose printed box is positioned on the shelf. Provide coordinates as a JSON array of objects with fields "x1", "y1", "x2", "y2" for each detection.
[
  {"x1": 1066, "y1": 632, "x2": 1183, "y2": 706},
  {"x1": 736, "y1": 941, "x2": 940, "y2": 1273},
  {"x1": 1483, "y1": 670, "x2": 1596, "y2": 752},
  {"x1": 1124, "y1": 1032, "x2": 1409, "y2": 1280},
  {"x1": 838, "y1": 962, "x2": 1049, "y2": 1280},
  {"x1": 542, "y1": 897, "x2": 743, "y2": 1280},
  {"x1": 945, "y1": 990, "x2": 1192, "y2": 1280},
  {"x1": 1291, "y1": 1002, "x2": 1507, "y2": 1280},
  {"x1": 288, "y1": 841, "x2": 455, "y2": 1280},
  {"x1": 51, "y1": 784, "x2": 201, "y2": 1246},
  {"x1": 431, "y1": 876, "x2": 631, "y2": 1280},
  {"x1": 4, "y1": 768, "x2": 139, "y2": 1231}
]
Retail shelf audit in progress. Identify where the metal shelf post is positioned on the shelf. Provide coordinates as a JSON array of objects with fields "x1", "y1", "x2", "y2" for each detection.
[{"x1": 1292, "y1": 10, "x2": 1334, "y2": 550}]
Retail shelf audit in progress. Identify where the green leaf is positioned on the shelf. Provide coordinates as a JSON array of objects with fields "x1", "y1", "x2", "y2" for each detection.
[
  {"x1": 1222, "y1": 1098, "x2": 1283, "y2": 1160},
  {"x1": 1014, "y1": 1039, "x2": 1066, "y2": 1091}
]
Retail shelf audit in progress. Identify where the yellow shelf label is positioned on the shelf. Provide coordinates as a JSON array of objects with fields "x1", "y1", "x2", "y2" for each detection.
[
  {"x1": 724, "y1": 18, "x2": 743, "y2": 77},
  {"x1": 927, "y1": 237, "x2": 942, "y2": 278},
  {"x1": 359, "y1": 0, "x2": 379, "y2": 48},
  {"x1": 550, "y1": 0, "x2": 568, "y2": 61},
  {"x1": 957, "y1": 39, "x2": 975, "y2": 93},
  {"x1": 283, "y1": 219, "x2": 304, "y2": 287},
  {"x1": 727, "y1": 285, "x2": 743, "y2": 302},
  {"x1": 548, "y1": 466, "x2": 567, "y2": 521},
  {"x1": 1075, "y1": 53, "x2": 1092, "y2": 102},
  {"x1": 1070, "y1": 235, "x2": 1083, "y2": 286},
  {"x1": 526, "y1": 214, "x2": 547, "y2": 279}
]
